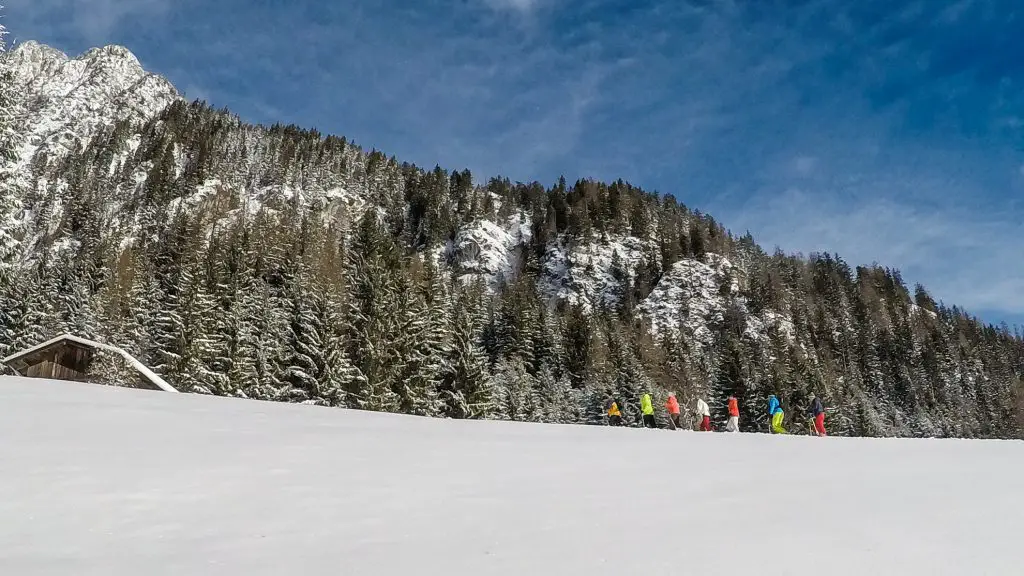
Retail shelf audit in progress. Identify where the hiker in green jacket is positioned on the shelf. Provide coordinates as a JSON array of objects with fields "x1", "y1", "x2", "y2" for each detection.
[{"x1": 640, "y1": 393, "x2": 656, "y2": 428}]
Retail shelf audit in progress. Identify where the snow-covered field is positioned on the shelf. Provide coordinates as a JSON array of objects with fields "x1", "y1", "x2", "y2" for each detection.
[{"x1": 0, "y1": 376, "x2": 1020, "y2": 575}]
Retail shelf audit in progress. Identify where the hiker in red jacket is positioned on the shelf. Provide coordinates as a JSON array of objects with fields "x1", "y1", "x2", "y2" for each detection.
[
  {"x1": 726, "y1": 396, "x2": 740, "y2": 432},
  {"x1": 665, "y1": 393, "x2": 681, "y2": 430}
]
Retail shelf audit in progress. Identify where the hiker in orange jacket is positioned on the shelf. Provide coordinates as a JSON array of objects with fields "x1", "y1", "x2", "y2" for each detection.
[
  {"x1": 606, "y1": 398, "x2": 623, "y2": 426},
  {"x1": 665, "y1": 393, "x2": 681, "y2": 430},
  {"x1": 726, "y1": 396, "x2": 740, "y2": 432}
]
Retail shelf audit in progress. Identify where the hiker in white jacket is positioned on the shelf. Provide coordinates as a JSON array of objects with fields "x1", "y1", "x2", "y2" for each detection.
[{"x1": 695, "y1": 398, "x2": 711, "y2": 431}]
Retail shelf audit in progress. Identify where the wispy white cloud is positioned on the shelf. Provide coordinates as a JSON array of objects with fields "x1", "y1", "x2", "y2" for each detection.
[
  {"x1": 939, "y1": 0, "x2": 975, "y2": 23},
  {"x1": 483, "y1": 0, "x2": 542, "y2": 13},
  {"x1": 720, "y1": 187, "x2": 1024, "y2": 318},
  {"x1": 180, "y1": 82, "x2": 210, "y2": 104},
  {"x1": 793, "y1": 156, "x2": 818, "y2": 177},
  {"x1": 6, "y1": 0, "x2": 168, "y2": 45}
]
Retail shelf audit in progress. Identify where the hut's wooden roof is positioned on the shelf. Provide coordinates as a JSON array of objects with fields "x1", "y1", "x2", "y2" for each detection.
[{"x1": 2, "y1": 334, "x2": 178, "y2": 392}]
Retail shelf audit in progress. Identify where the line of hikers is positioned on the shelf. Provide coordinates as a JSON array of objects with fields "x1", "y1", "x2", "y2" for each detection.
[{"x1": 605, "y1": 392, "x2": 827, "y2": 435}]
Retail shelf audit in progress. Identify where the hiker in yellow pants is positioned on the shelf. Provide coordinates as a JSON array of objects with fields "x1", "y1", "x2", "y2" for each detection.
[
  {"x1": 768, "y1": 394, "x2": 787, "y2": 434},
  {"x1": 771, "y1": 411, "x2": 787, "y2": 433}
]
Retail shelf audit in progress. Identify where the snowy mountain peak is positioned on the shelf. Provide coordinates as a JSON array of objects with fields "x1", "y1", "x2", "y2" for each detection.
[
  {"x1": 5, "y1": 40, "x2": 177, "y2": 100},
  {"x1": 5, "y1": 40, "x2": 69, "y2": 77},
  {"x1": 8, "y1": 39, "x2": 68, "y2": 62},
  {"x1": 2, "y1": 40, "x2": 180, "y2": 174},
  {"x1": 81, "y1": 44, "x2": 141, "y2": 65},
  {"x1": 9, "y1": 41, "x2": 147, "y2": 76}
]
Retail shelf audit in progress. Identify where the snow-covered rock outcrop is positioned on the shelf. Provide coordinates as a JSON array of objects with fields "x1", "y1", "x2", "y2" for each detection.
[
  {"x1": 638, "y1": 255, "x2": 736, "y2": 341},
  {"x1": 444, "y1": 215, "x2": 531, "y2": 289},
  {"x1": 539, "y1": 235, "x2": 651, "y2": 310},
  {"x1": 638, "y1": 254, "x2": 795, "y2": 346}
]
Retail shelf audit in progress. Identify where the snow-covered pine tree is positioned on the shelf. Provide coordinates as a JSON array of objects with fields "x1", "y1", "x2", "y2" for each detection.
[
  {"x1": 710, "y1": 302, "x2": 751, "y2": 429},
  {"x1": 396, "y1": 255, "x2": 448, "y2": 416},
  {"x1": 242, "y1": 278, "x2": 286, "y2": 400},
  {"x1": 440, "y1": 296, "x2": 493, "y2": 419},
  {"x1": 580, "y1": 373, "x2": 615, "y2": 426},
  {"x1": 204, "y1": 263, "x2": 258, "y2": 397},
  {"x1": 603, "y1": 321, "x2": 646, "y2": 425},
  {"x1": 0, "y1": 268, "x2": 49, "y2": 358},
  {"x1": 317, "y1": 289, "x2": 363, "y2": 407},
  {"x1": 491, "y1": 357, "x2": 539, "y2": 421},
  {"x1": 48, "y1": 240, "x2": 103, "y2": 338},
  {"x1": 11, "y1": 267, "x2": 51, "y2": 347},
  {"x1": 536, "y1": 364, "x2": 580, "y2": 424},
  {"x1": 149, "y1": 248, "x2": 216, "y2": 393},
  {"x1": 561, "y1": 304, "x2": 593, "y2": 389},
  {"x1": 529, "y1": 306, "x2": 557, "y2": 378},
  {"x1": 0, "y1": 10, "x2": 25, "y2": 311},
  {"x1": 0, "y1": 274, "x2": 17, "y2": 358},
  {"x1": 276, "y1": 265, "x2": 326, "y2": 402},
  {"x1": 496, "y1": 279, "x2": 534, "y2": 365},
  {"x1": 85, "y1": 348, "x2": 138, "y2": 389},
  {"x1": 343, "y1": 211, "x2": 401, "y2": 412}
]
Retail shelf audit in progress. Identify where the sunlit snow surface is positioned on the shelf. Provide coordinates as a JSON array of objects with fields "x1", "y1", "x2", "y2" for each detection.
[{"x1": 0, "y1": 376, "x2": 1020, "y2": 575}]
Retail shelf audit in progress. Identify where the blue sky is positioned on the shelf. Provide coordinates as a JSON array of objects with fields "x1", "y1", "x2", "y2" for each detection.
[{"x1": 6, "y1": 0, "x2": 1024, "y2": 327}]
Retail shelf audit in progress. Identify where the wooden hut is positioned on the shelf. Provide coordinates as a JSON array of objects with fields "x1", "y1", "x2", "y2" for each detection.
[{"x1": 2, "y1": 334, "x2": 178, "y2": 392}]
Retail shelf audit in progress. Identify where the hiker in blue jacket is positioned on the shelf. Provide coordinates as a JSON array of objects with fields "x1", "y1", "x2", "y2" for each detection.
[{"x1": 768, "y1": 394, "x2": 786, "y2": 434}]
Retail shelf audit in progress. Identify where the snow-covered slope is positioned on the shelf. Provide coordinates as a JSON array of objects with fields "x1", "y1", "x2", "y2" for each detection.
[
  {"x1": 3, "y1": 41, "x2": 180, "y2": 173},
  {"x1": 1, "y1": 376, "x2": 1019, "y2": 575}
]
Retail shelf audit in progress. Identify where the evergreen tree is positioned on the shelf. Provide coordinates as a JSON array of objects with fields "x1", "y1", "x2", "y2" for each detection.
[
  {"x1": 278, "y1": 271, "x2": 326, "y2": 402},
  {"x1": 343, "y1": 212, "x2": 401, "y2": 412},
  {"x1": 491, "y1": 357, "x2": 539, "y2": 421},
  {"x1": 0, "y1": 12, "x2": 24, "y2": 282},
  {"x1": 536, "y1": 364, "x2": 580, "y2": 424},
  {"x1": 440, "y1": 298, "x2": 492, "y2": 419},
  {"x1": 397, "y1": 256, "x2": 448, "y2": 416}
]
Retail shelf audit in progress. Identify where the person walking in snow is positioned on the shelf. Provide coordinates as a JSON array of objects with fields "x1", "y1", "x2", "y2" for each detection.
[
  {"x1": 768, "y1": 394, "x2": 786, "y2": 434},
  {"x1": 606, "y1": 398, "x2": 623, "y2": 426},
  {"x1": 640, "y1": 393, "x2": 656, "y2": 428},
  {"x1": 695, "y1": 398, "x2": 711, "y2": 431},
  {"x1": 808, "y1": 393, "x2": 826, "y2": 436},
  {"x1": 665, "y1": 393, "x2": 682, "y2": 430},
  {"x1": 726, "y1": 395, "x2": 740, "y2": 432}
]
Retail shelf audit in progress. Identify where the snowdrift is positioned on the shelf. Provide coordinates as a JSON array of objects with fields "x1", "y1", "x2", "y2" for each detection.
[{"x1": 0, "y1": 376, "x2": 1020, "y2": 575}]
